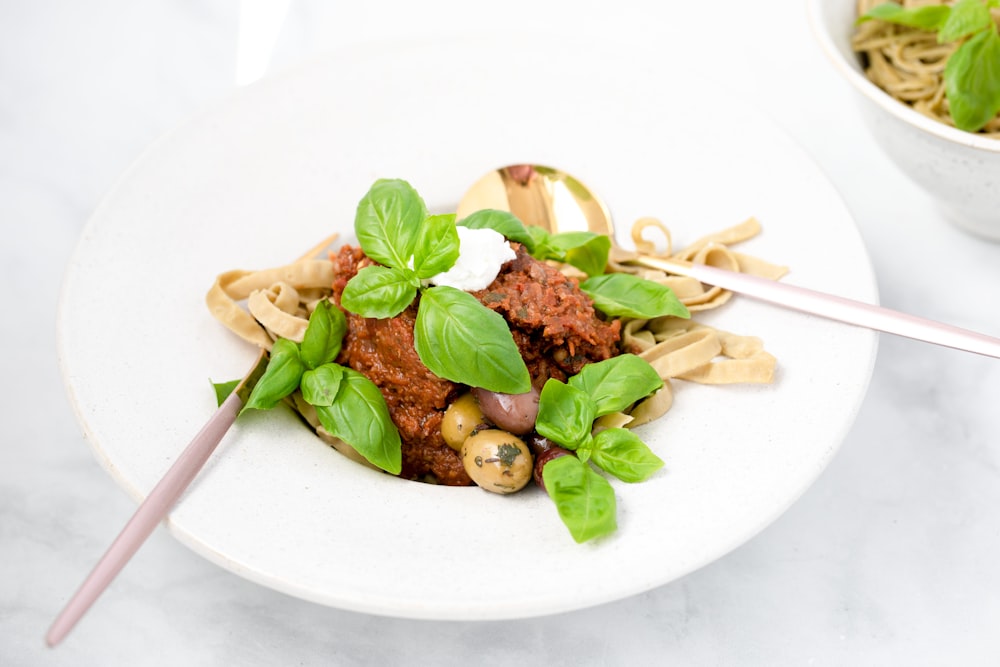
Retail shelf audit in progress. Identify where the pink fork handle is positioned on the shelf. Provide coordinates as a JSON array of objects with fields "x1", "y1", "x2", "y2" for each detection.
[
  {"x1": 45, "y1": 390, "x2": 243, "y2": 647},
  {"x1": 687, "y1": 262, "x2": 1000, "y2": 359}
]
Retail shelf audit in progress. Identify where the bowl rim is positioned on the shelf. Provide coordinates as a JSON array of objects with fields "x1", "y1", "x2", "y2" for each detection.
[{"x1": 806, "y1": 0, "x2": 1000, "y2": 154}]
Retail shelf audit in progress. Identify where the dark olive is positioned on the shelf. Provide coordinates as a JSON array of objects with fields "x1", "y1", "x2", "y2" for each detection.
[
  {"x1": 527, "y1": 433, "x2": 555, "y2": 457},
  {"x1": 533, "y1": 446, "x2": 572, "y2": 492},
  {"x1": 472, "y1": 386, "x2": 540, "y2": 435}
]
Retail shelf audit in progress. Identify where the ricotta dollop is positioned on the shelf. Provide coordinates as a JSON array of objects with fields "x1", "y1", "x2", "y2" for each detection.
[{"x1": 428, "y1": 226, "x2": 516, "y2": 291}]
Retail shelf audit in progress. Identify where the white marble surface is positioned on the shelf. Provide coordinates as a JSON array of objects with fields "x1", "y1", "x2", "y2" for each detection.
[{"x1": 3, "y1": 1, "x2": 999, "y2": 664}]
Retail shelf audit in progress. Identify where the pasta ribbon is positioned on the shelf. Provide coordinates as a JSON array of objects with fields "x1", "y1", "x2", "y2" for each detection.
[
  {"x1": 616, "y1": 216, "x2": 782, "y2": 426},
  {"x1": 206, "y1": 223, "x2": 781, "y2": 438},
  {"x1": 206, "y1": 259, "x2": 336, "y2": 349},
  {"x1": 247, "y1": 282, "x2": 309, "y2": 343},
  {"x1": 610, "y1": 216, "x2": 787, "y2": 312}
]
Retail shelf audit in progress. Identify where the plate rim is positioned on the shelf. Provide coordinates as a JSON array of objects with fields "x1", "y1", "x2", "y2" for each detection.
[{"x1": 57, "y1": 33, "x2": 879, "y2": 620}]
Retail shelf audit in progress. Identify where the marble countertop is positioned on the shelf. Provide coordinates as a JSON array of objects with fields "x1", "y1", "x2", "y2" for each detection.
[{"x1": 4, "y1": 1, "x2": 999, "y2": 664}]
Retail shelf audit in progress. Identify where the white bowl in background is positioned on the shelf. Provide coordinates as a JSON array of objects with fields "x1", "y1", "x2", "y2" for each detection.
[{"x1": 808, "y1": 0, "x2": 1000, "y2": 241}]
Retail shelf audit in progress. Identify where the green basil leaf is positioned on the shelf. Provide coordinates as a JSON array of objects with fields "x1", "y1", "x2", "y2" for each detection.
[
  {"x1": 542, "y1": 455, "x2": 617, "y2": 543},
  {"x1": 536, "y1": 379, "x2": 597, "y2": 449},
  {"x1": 567, "y1": 354, "x2": 663, "y2": 416},
  {"x1": 580, "y1": 272, "x2": 691, "y2": 319},
  {"x1": 939, "y1": 0, "x2": 992, "y2": 42},
  {"x1": 458, "y1": 209, "x2": 536, "y2": 252},
  {"x1": 546, "y1": 231, "x2": 598, "y2": 251},
  {"x1": 412, "y1": 213, "x2": 460, "y2": 279},
  {"x1": 857, "y1": 2, "x2": 951, "y2": 30},
  {"x1": 341, "y1": 265, "x2": 418, "y2": 319},
  {"x1": 575, "y1": 439, "x2": 593, "y2": 464},
  {"x1": 521, "y1": 225, "x2": 563, "y2": 261},
  {"x1": 413, "y1": 286, "x2": 531, "y2": 394},
  {"x1": 243, "y1": 338, "x2": 304, "y2": 412},
  {"x1": 354, "y1": 179, "x2": 427, "y2": 269},
  {"x1": 944, "y1": 25, "x2": 1000, "y2": 132},
  {"x1": 212, "y1": 379, "x2": 241, "y2": 406},
  {"x1": 300, "y1": 363, "x2": 345, "y2": 407},
  {"x1": 314, "y1": 368, "x2": 402, "y2": 474},
  {"x1": 299, "y1": 299, "x2": 347, "y2": 369},
  {"x1": 549, "y1": 232, "x2": 611, "y2": 277},
  {"x1": 590, "y1": 428, "x2": 664, "y2": 483}
]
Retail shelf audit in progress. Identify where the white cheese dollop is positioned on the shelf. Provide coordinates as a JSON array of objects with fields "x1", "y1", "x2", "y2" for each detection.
[{"x1": 428, "y1": 226, "x2": 516, "y2": 291}]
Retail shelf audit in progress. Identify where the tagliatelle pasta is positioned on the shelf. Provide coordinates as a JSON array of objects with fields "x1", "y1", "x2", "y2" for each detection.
[
  {"x1": 611, "y1": 216, "x2": 785, "y2": 425},
  {"x1": 205, "y1": 173, "x2": 796, "y2": 543},
  {"x1": 608, "y1": 216, "x2": 787, "y2": 312},
  {"x1": 206, "y1": 259, "x2": 336, "y2": 349},
  {"x1": 205, "y1": 248, "x2": 376, "y2": 463},
  {"x1": 207, "y1": 216, "x2": 784, "y2": 453}
]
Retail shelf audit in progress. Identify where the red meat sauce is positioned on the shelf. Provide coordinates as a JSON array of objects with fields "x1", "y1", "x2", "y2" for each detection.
[{"x1": 330, "y1": 243, "x2": 622, "y2": 486}]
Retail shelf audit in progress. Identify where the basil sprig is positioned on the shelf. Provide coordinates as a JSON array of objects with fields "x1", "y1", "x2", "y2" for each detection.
[
  {"x1": 460, "y1": 208, "x2": 690, "y2": 320},
  {"x1": 341, "y1": 180, "x2": 531, "y2": 394},
  {"x1": 342, "y1": 181, "x2": 460, "y2": 318},
  {"x1": 226, "y1": 299, "x2": 402, "y2": 475},
  {"x1": 535, "y1": 354, "x2": 666, "y2": 543},
  {"x1": 542, "y1": 456, "x2": 617, "y2": 544},
  {"x1": 460, "y1": 209, "x2": 612, "y2": 278},
  {"x1": 580, "y1": 273, "x2": 691, "y2": 319},
  {"x1": 859, "y1": 0, "x2": 1000, "y2": 132}
]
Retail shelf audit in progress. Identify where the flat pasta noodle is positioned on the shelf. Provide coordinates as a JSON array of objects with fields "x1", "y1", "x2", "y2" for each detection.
[
  {"x1": 852, "y1": 0, "x2": 1000, "y2": 137},
  {"x1": 609, "y1": 216, "x2": 787, "y2": 312},
  {"x1": 638, "y1": 326, "x2": 724, "y2": 379},
  {"x1": 204, "y1": 241, "x2": 376, "y2": 462},
  {"x1": 593, "y1": 411, "x2": 635, "y2": 431},
  {"x1": 247, "y1": 282, "x2": 310, "y2": 343},
  {"x1": 612, "y1": 216, "x2": 781, "y2": 427},
  {"x1": 206, "y1": 222, "x2": 779, "y2": 452},
  {"x1": 206, "y1": 258, "x2": 336, "y2": 349},
  {"x1": 625, "y1": 383, "x2": 674, "y2": 428}
]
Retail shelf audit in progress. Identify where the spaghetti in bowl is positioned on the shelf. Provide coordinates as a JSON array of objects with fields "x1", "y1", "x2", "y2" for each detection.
[{"x1": 808, "y1": 0, "x2": 1000, "y2": 240}]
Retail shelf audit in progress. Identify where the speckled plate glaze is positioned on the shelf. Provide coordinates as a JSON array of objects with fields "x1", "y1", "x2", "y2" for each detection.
[{"x1": 58, "y1": 34, "x2": 878, "y2": 620}]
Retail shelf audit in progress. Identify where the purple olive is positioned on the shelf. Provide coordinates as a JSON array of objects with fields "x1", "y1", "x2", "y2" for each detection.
[
  {"x1": 527, "y1": 433, "x2": 555, "y2": 457},
  {"x1": 533, "y1": 446, "x2": 572, "y2": 492},
  {"x1": 472, "y1": 386, "x2": 540, "y2": 435}
]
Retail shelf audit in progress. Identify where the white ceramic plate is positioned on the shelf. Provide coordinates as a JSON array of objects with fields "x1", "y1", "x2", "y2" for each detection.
[{"x1": 58, "y1": 35, "x2": 877, "y2": 620}]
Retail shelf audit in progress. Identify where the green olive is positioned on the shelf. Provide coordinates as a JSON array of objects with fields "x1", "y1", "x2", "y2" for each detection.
[
  {"x1": 461, "y1": 429, "x2": 534, "y2": 494},
  {"x1": 441, "y1": 393, "x2": 485, "y2": 451}
]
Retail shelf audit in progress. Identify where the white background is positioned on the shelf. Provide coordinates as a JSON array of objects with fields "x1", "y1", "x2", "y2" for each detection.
[{"x1": 3, "y1": 0, "x2": 1000, "y2": 664}]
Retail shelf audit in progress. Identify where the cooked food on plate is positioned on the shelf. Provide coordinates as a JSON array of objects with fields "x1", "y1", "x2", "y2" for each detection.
[
  {"x1": 853, "y1": 0, "x2": 1000, "y2": 136},
  {"x1": 206, "y1": 178, "x2": 786, "y2": 542}
]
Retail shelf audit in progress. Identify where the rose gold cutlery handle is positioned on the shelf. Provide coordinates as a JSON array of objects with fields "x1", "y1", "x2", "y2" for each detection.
[
  {"x1": 632, "y1": 257, "x2": 1000, "y2": 360},
  {"x1": 45, "y1": 389, "x2": 244, "y2": 647}
]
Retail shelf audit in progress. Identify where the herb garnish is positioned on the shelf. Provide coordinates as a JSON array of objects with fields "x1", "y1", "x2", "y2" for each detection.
[
  {"x1": 216, "y1": 179, "x2": 691, "y2": 544},
  {"x1": 858, "y1": 0, "x2": 1000, "y2": 132},
  {"x1": 536, "y1": 354, "x2": 666, "y2": 543},
  {"x1": 580, "y1": 273, "x2": 691, "y2": 320},
  {"x1": 460, "y1": 208, "x2": 611, "y2": 277},
  {"x1": 459, "y1": 208, "x2": 690, "y2": 320},
  {"x1": 341, "y1": 180, "x2": 531, "y2": 394},
  {"x1": 218, "y1": 299, "x2": 402, "y2": 474}
]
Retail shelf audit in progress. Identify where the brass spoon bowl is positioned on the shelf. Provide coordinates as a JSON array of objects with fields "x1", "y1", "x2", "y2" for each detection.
[
  {"x1": 457, "y1": 164, "x2": 1000, "y2": 360},
  {"x1": 457, "y1": 164, "x2": 612, "y2": 236}
]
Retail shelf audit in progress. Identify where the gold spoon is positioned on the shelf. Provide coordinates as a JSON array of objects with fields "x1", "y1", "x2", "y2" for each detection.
[{"x1": 458, "y1": 164, "x2": 1000, "y2": 360}]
